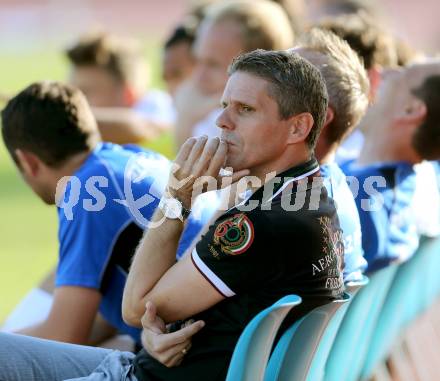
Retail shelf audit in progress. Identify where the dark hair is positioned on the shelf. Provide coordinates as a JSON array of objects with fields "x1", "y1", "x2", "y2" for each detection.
[
  {"x1": 66, "y1": 32, "x2": 147, "y2": 89},
  {"x1": 164, "y1": 24, "x2": 196, "y2": 50},
  {"x1": 228, "y1": 49, "x2": 328, "y2": 149},
  {"x1": 412, "y1": 75, "x2": 440, "y2": 160},
  {"x1": 326, "y1": 0, "x2": 376, "y2": 15},
  {"x1": 316, "y1": 12, "x2": 397, "y2": 70},
  {"x1": 1, "y1": 81, "x2": 100, "y2": 167}
]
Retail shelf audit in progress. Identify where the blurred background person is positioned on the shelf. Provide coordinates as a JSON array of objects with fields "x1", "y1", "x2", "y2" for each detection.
[
  {"x1": 66, "y1": 32, "x2": 175, "y2": 144},
  {"x1": 270, "y1": 0, "x2": 306, "y2": 35},
  {"x1": 174, "y1": 0, "x2": 295, "y2": 148},
  {"x1": 342, "y1": 61, "x2": 440, "y2": 272},
  {"x1": 162, "y1": 23, "x2": 197, "y2": 98},
  {"x1": 317, "y1": 11, "x2": 398, "y2": 100},
  {"x1": 0, "y1": 80, "x2": 208, "y2": 350},
  {"x1": 315, "y1": 11, "x2": 399, "y2": 164}
]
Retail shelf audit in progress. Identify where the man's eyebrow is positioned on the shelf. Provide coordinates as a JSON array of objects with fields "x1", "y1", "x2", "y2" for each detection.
[{"x1": 228, "y1": 98, "x2": 258, "y2": 107}]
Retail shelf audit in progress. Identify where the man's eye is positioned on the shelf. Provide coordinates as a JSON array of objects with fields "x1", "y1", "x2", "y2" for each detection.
[{"x1": 240, "y1": 105, "x2": 253, "y2": 113}]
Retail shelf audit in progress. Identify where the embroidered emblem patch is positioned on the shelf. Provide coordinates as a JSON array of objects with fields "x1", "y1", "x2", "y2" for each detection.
[{"x1": 213, "y1": 213, "x2": 254, "y2": 255}]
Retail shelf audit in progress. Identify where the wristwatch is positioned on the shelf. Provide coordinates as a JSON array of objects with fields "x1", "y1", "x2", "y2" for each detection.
[{"x1": 158, "y1": 196, "x2": 191, "y2": 221}]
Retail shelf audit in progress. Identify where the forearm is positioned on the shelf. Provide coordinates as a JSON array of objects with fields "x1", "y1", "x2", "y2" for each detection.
[
  {"x1": 122, "y1": 209, "x2": 183, "y2": 327},
  {"x1": 16, "y1": 320, "x2": 90, "y2": 344},
  {"x1": 15, "y1": 286, "x2": 101, "y2": 344},
  {"x1": 93, "y1": 108, "x2": 167, "y2": 144}
]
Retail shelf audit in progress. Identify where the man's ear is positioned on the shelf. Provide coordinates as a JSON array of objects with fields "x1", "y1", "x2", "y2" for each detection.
[
  {"x1": 122, "y1": 85, "x2": 137, "y2": 107},
  {"x1": 15, "y1": 149, "x2": 40, "y2": 177},
  {"x1": 324, "y1": 107, "x2": 334, "y2": 129},
  {"x1": 313, "y1": 107, "x2": 334, "y2": 152},
  {"x1": 396, "y1": 98, "x2": 427, "y2": 126},
  {"x1": 287, "y1": 112, "x2": 315, "y2": 145}
]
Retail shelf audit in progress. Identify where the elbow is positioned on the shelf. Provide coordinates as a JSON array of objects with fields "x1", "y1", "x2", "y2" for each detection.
[
  {"x1": 122, "y1": 311, "x2": 142, "y2": 329},
  {"x1": 121, "y1": 295, "x2": 143, "y2": 328}
]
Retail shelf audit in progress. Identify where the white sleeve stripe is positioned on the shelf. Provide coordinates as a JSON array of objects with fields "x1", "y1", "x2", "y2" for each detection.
[{"x1": 191, "y1": 248, "x2": 236, "y2": 297}]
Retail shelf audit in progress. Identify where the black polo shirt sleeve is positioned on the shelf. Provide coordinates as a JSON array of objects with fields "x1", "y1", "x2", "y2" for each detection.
[{"x1": 191, "y1": 211, "x2": 274, "y2": 297}]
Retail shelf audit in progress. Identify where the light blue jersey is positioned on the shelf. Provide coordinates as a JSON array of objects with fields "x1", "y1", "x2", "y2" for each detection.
[
  {"x1": 342, "y1": 161, "x2": 419, "y2": 272},
  {"x1": 321, "y1": 162, "x2": 366, "y2": 281}
]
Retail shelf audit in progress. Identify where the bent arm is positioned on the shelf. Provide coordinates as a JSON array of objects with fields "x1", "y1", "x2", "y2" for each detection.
[
  {"x1": 123, "y1": 137, "x2": 236, "y2": 326},
  {"x1": 122, "y1": 209, "x2": 185, "y2": 326},
  {"x1": 93, "y1": 107, "x2": 170, "y2": 144},
  {"x1": 124, "y1": 241, "x2": 224, "y2": 327}
]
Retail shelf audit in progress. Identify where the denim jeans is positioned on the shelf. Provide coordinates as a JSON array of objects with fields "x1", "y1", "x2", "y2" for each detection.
[{"x1": 0, "y1": 332, "x2": 137, "y2": 381}]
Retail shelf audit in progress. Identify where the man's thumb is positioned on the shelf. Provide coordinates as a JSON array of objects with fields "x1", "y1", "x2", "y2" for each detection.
[{"x1": 145, "y1": 301, "x2": 157, "y2": 322}]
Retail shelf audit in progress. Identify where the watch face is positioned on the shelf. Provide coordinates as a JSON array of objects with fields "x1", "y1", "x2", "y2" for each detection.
[
  {"x1": 160, "y1": 197, "x2": 183, "y2": 219},
  {"x1": 167, "y1": 198, "x2": 182, "y2": 219}
]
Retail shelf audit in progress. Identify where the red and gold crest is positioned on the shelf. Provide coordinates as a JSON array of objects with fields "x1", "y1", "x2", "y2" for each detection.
[{"x1": 213, "y1": 213, "x2": 254, "y2": 255}]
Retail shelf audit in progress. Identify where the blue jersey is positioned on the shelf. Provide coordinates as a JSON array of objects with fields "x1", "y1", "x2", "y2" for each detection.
[
  {"x1": 412, "y1": 161, "x2": 440, "y2": 237},
  {"x1": 321, "y1": 162, "x2": 366, "y2": 281},
  {"x1": 56, "y1": 143, "x2": 183, "y2": 342},
  {"x1": 176, "y1": 191, "x2": 222, "y2": 260},
  {"x1": 335, "y1": 130, "x2": 364, "y2": 165},
  {"x1": 432, "y1": 161, "x2": 440, "y2": 191},
  {"x1": 342, "y1": 161, "x2": 419, "y2": 272}
]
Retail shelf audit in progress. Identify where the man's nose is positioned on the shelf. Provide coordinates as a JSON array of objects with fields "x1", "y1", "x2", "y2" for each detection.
[{"x1": 216, "y1": 108, "x2": 234, "y2": 131}]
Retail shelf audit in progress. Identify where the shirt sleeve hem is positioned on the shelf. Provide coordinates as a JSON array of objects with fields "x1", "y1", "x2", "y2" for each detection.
[
  {"x1": 55, "y1": 278, "x2": 101, "y2": 290},
  {"x1": 191, "y1": 248, "x2": 236, "y2": 298}
]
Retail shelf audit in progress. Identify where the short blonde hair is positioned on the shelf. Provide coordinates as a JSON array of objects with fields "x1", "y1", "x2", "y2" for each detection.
[
  {"x1": 204, "y1": 0, "x2": 294, "y2": 51},
  {"x1": 298, "y1": 28, "x2": 370, "y2": 143}
]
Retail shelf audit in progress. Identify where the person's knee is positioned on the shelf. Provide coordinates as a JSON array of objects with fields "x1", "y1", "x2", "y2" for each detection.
[
  {"x1": 0, "y1": 333, "x2": 26, "y2": 380},
  {"x1": 0, "y1": 331, "x2": 17, "y2": 348},
  {"x1": 0, "y1": 332, "x2": 28, "y2": 355}
]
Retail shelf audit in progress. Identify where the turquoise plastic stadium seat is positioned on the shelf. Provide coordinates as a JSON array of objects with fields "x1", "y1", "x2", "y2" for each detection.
[
  {"x1": 226, "y1": 295, "x2": 302, "y2": 381},
  {"x1": 324, "y1": 275, "x2": 370, "y2": 381},
  {"x1": 362, "y1": 243, "x2": 439, "y2": 380},
  {"x1": 324, "y1": 276, "x2": 369, "y2": 381},
  {"x1": 399, "y1": 236, "x2": 437, "y2": 323},
  {"x1": 324, "y1": 266, "x2": 397, "y2": 381},
  {"x1": 420, "y1": 236, "x2": 440, "y2": 311},
  {"x1": 345, "y1": 274, "x2": 369, "y2": 296},
  {"x1": 265, "y1": 292, "x2": 351, "y2": 381}
]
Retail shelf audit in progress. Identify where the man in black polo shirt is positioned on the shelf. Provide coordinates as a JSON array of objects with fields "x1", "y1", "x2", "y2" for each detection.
[
  {"x1": 0, "y1": 50, "x2": 344, "y2": 381},
  {"x1": 123, "y1": 49, "x2": 344, "y2": 380}
]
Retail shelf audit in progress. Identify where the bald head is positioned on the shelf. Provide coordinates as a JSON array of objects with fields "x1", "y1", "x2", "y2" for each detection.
[{"x1": 192, "y1": 0, "x2": 294, "y2": 95}]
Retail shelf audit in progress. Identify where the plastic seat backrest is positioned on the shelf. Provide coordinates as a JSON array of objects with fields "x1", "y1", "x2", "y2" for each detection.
[
  {"x1": 265, "y1": 292, "x2": 351, "y2": 381},
  {"x1": 361, "y1": 243, "x2": 438, "y2": 380},
  {"x1": 226, "y1": 294, "x2": 302, "y2": 381},
  {"x1": 326, "y1": 265, "x2": 397, "y2": 381}
]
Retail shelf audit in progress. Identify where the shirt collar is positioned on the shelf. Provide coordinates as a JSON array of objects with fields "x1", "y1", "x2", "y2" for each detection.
[{"x1": 247, "y1": 157, "x2": 321, "y2": 204}]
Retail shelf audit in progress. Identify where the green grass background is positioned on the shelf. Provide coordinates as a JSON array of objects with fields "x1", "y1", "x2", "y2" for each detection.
[{"x1": 0, "y1": 41, "x2": 173, "y2": 322}]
